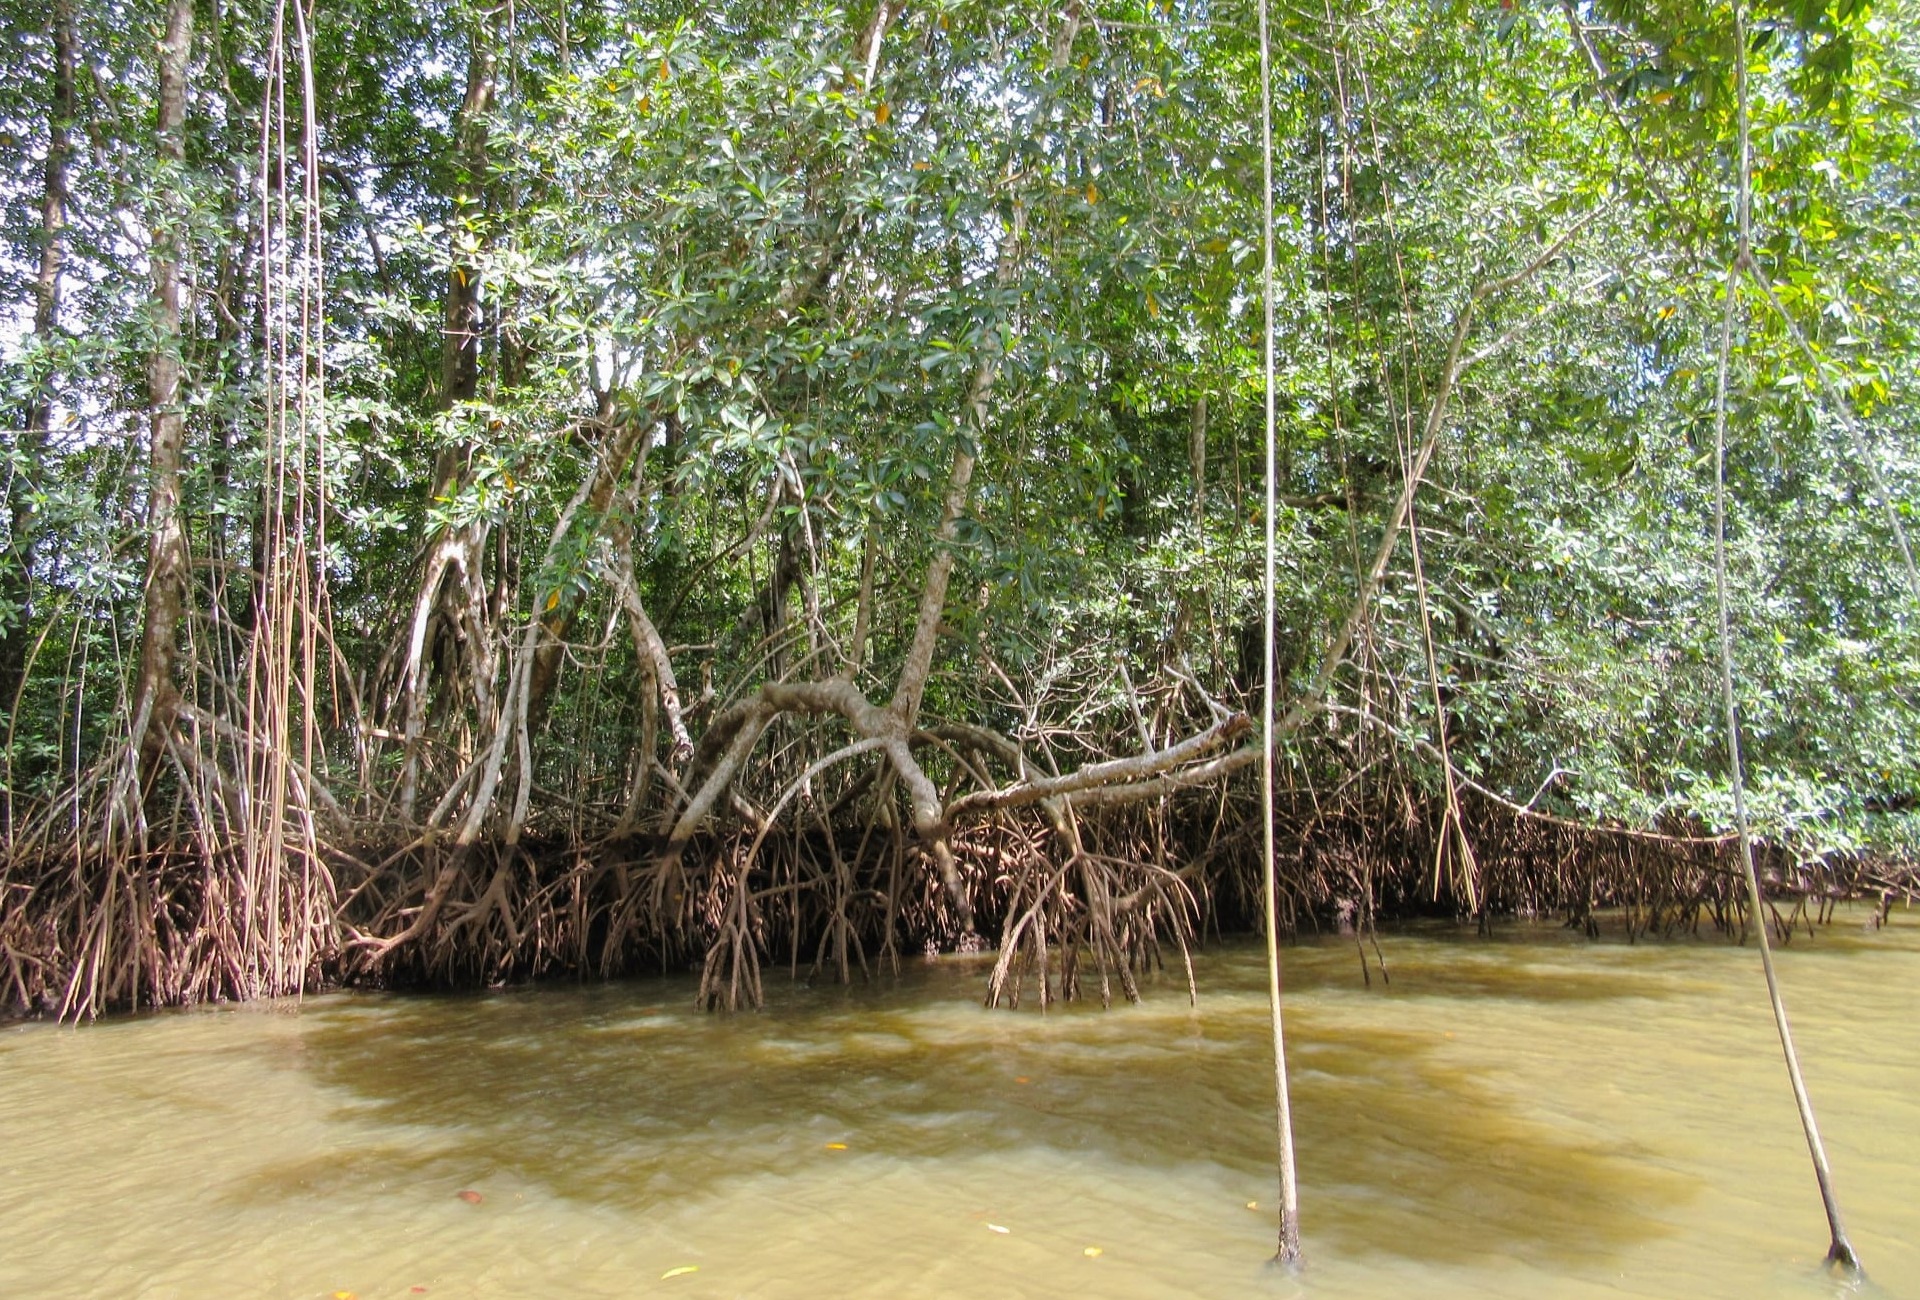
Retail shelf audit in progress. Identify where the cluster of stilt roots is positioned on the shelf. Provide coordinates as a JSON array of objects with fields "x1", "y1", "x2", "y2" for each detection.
[{"x1": 4, "y1": 770, "x2": 1913, "y2": 1020}]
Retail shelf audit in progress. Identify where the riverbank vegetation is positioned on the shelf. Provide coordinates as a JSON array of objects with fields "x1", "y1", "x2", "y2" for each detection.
[{"x1": 1, "y1": 0, "x2": 1916, "y2": 1018}]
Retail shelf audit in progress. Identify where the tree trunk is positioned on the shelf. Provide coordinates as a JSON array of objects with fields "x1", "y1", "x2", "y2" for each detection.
[
  {"x1": 133, "y1": 0, "x2": 194, "y2": 781},
  {"x1": 395, "y1": 23, "x2": 497, "y2": 818},
  {"x1": 1190, "y1": 393, "x2": 1207, "y2": 530},
  {"x1": 0, "y1": 0, "x2": 76, "y2": 721},
  {"x1": 523, "y1": 398, "x2": 649, "y2": 726},
  {"x1": 440, "y1": 25, "x2": 493, "y2": 408},
  {"x1": 888, "y1": 211, "x2": 1018, "y2": 729}
]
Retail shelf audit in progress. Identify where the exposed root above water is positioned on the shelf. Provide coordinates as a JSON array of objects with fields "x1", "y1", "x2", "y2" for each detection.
[{"x1": 5, "y1": 781, "x2": 1914, "y2": 1021}]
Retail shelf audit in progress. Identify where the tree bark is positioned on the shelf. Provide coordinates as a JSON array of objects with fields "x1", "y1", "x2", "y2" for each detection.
[
  {"x1": 395, "y1": 23, "x2": 497, "y2": 818},
  {"x1": 1189, "y1": 393, "x2": 1207, "y2": 531},
  {"x1": 133, "y1": 0, "x2": 194, "y2": 781},
  {"x1": 523, "y1": 399, "x2": 650, "y2": 725},
  {"x1": 441, "y1": 24, "x2": 493, "y2": 408},
  {"x1": 2, "y1": 0, "x2": 76, "y2": 718},
  {"x1": 888, "y1": 220, "x2": 1019, "y2": 728},
  {"x1": 858, "y1": 1, "x2": 894, "y2": 92}
]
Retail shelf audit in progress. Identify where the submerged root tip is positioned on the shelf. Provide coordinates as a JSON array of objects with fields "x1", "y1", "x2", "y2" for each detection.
[{"x1": 1824, "y1": 1239, "x2": 1864, "y2": 1279}]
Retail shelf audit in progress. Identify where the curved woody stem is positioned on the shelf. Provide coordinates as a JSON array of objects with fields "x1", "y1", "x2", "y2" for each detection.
[
  {"x1": 1259, "y1": 0, "x2": 1304, "y2": 1267},
  {"x1": 1713, "y1": 2, "x2": 1860, "y2": 1274}
]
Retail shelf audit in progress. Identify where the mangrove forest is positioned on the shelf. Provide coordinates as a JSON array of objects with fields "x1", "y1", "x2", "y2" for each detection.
[
  {"x1": 4, "y1": 0, "x2": 1916, "y2": 1013},
  {"x1": 4, "y1": 0, "x2": 1920, "y2": 1293}
]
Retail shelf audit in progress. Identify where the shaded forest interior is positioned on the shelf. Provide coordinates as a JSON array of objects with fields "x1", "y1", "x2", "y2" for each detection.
[{"x1": 3, "y1": 0, "x2": 1919, "y2": 1018}]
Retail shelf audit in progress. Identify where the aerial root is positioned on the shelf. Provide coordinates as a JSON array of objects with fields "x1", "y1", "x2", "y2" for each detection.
[{"x1": 7, "y1": 781, "x2": 1913, "y2": 1019}]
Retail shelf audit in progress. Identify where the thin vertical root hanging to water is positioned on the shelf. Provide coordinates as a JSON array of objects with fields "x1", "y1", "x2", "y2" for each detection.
[{"x1": 1710, "y1": 1, "x2": 1860, "y2": 1273}]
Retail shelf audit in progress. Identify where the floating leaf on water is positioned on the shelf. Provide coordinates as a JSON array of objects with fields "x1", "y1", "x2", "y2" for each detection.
[
  {"x1": 662, "y1": 1265, "x2": 699, "y2": 1279},
  {"x1": 410, "y1": 1289, "x2": 429, "y2": 1295},
  {"x1": 1014, "y1": 1076, "x2": 1031, "y2": 1084},
  {"x1": 1246, "y1": 1201, "x2": 1258, "y2": 1210},
  {"x1": 986, "y1": 1223, "x2": 1010, "y2": 1234},
  {"x1": 1083, "y1": 1246, "x2": 1103, "y2": 1258},
  {"x1": 331, "y1": 1292, "x2": 356, "y2": 1300},
  {"x1": 825, "y1": 1142, "x2": 848, "y2": 1150},
  {"x1": 457, "y1": 1189, "x2": 484, "y2": 1204}
]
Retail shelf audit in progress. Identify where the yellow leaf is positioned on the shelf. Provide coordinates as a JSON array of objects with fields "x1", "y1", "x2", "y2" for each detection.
[
  {"x1": 875, "y1": 102, "x2": 891, "y2": 125},
  {"x1": 544, "y1": 591, "x2": 560, "y2": 613},
  {"x1": 1085, "y1": 182, "x2": 1100, "y2": 204},
  {"x1": 1083, "y1": 1246, "x2": 1103, "y2": 1258},
  {"x1": 1146, "y1": 292, "x2": 1160, "y2": 319},
  {"x1": 333, "y1": 1293, "x2": 358, "y2": 1300},
  {"x1": 1246, "y1": 1201, "x2": 1258, "y2": 1210},
  {"x1": 658, "y1": 59, "x2": 670, "y2": 82},
  {"x1": 912, "y1": 160, "x2": 930, "y2": 171},
  {"x1": 662, "y1": 1265, "x2": 699, "y2": 1279},
  {"x1": 825, "y1": 1142, "x2": 848, "y2": 1150},
  {"x1": 639, "y1": 94, "x2": 652, "y2": 113}
]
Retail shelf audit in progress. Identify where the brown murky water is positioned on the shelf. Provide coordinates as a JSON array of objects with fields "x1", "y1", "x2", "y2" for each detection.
[{"x1": 1, "y1": 912, "x2": 1916, "y2": 1299}]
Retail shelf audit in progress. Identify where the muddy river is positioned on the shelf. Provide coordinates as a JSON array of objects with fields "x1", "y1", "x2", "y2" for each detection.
[{"x1": 1, "y1": 913, "x2": 1915, "y2": 1298}]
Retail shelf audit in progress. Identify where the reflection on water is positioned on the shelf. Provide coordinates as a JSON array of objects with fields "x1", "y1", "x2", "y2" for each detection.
[{"x1": 1, "y1": 914, "x2": 1916, "y2": 1299}]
